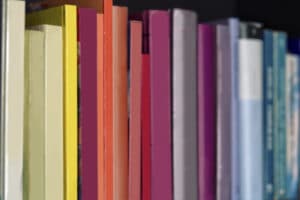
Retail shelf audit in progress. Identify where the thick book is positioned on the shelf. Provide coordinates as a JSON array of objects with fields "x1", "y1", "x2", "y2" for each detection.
[
  {"x1": 1, "y1": 1, "x2": 25, "y2": 199},
  {"x1": 112, "y1": 6, "x2": 129, "y2": 200},
  {"x1": 239, "y1": 23, "x2": 263, "y2": 200},
  {"x1": 24, "y1": 29, "x2": 45, "y2": 200},
  {"x1": 149, "y1": 11, "x2": 172, "y2": 200},
  {"x1": 216, "y1": 24, "x2": 232, "y2": 200},
  {"x1": 26, "y1": 5, "x2": 78, "y2": 200},
  {"x1": 198, "y1": 24, "x2": 217, "y2": 200},
  {"x1": 172, "y1": 9, "x2": 198, "y2": 200},
  {"x1": 285, "y1": 53, "x2": 299, "y2": 199},
  {"x1": 97, "y1": 13, "x2": 105, "y2": 200},
  {"x1": 263, "y1": 30, "x2": 274, "y2": 200},
  {"x1": 273, "y1": 32, "x2": 287, "y2": 200},
  {"x1": 78, "y1": 8, "x2": 98, "y2": 200},
  {"x1": 129, "y1": 20, "x2": 142, "y2": 200}
]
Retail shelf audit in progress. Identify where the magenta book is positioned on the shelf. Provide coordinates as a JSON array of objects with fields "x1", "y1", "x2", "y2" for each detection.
[
  {"x1": 198, "y1": 24, "x2": 217, "y2": 200},
  {"x1": 78, "y1": 8, "x2": 98, "y2": 200},
  {"x1": 149, "y1": 10, "x2": 172, "y2": 200}
]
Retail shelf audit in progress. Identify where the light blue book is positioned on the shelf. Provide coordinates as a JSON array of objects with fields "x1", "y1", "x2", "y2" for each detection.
[
  {"x1": 238, "y1": 22, "x2": 263, "y2": 200},
  {"x1": 285, "y1": 53, "x2": 299, "y2": 199},
  {"x1": 263, "y1": 30, "x2": 274, "y2": 200},
  {"x1": 273, "y1": 32, "x2": 287, "y2": 200}
]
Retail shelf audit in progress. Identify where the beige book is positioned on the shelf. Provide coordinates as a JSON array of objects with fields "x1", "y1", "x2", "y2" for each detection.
[
  {"x1": 24, "y1": 25, "x2": 63, "y2": 200},
  {"x1": 1, "y1": 1, "x2": 25, "y2": 200}
]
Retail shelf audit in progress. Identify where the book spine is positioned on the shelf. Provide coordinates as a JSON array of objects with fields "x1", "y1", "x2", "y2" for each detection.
[
  {"x1": 78, "y1": 8, "x2": 98, "y2": 200},
  {"x1": 239, "y1": 23, "x2": 263, "y2": 200},
  {"x1": 285, "y1": 54, "x2": 299, "y2": 199},
  {"x1": 172, "y1": 9, "x2": 198, "y2": 200},
  {"x1": 273, "y1": 32, "x2": 287, "y2": 200},
  {"x1": 129, "y1": 20, "x2": 142, "y2": 200},
  {"x1": 229, "y1": 18, "x2": 240, "y2": 200},
  {"x1": 263, "y1": 30, "x2": 274, "y2": 200},
  {"x1": 198, "y1": 24, "x2": 217, "y2": 200},
  {"x1": 216, "y1": 24, "x2": 232, "y2": 200},
  {"x1": 149, "y1": 11, "x2": 172, "y2": 200},
  {"x1": 4, "y1": 1, "x2": 25, "y2": 200}
]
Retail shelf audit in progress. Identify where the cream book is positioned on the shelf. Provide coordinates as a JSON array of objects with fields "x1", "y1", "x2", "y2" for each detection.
[
  {"x1": 24, "y1": 25, "x2": 63, "y2": 200},
  {"x1": 0, "y1": 1, "x2": 25, "y2": 200}
]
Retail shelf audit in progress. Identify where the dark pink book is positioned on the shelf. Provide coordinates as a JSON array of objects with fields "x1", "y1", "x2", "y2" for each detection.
[
  {"x1": 198, "y1": 24, "x2": 217, "y2": 200},
  {"x1": 149, "y1": 11, "x2": 172, "y2": 200},
  {"x1": 78, "y1": 8, "x2": 98, "y2": 200}
]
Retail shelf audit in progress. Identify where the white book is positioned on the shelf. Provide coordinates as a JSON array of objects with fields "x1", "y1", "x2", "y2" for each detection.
[
  {"x1": 172, "y1": 9, "x2": 198, "y2": 200},
  {"x1": 1, "y1": 1, "x2": 25, "y2": 200}
]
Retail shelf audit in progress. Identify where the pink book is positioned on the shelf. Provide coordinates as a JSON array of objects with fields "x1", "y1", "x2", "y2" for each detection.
[
  {"x1": 149, "y1": 10, "x2": 172, "y2": 200},
  {"x1": 78, "y1": 8, "x2": 98, "y2": 200}
]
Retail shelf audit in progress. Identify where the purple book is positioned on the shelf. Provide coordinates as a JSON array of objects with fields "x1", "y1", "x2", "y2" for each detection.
[
  {"x1": 149, "y1": 11, "x2": 172, "y2": 200},
  {"x1": 198, "y1": 24, "x2": 217, "y2": 200},
  {"x1": 78, "y1": 8, "x2": 98, "y2": 200}
]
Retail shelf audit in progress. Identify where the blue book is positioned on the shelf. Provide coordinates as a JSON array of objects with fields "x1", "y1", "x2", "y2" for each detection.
[
  {"x1": 273, "y1": 32, "x2": 287, "y2": 199},
  {"x1": 238, "y1": 22, "x2": 263, "y2": 200},
  {"x1": 263, "y1": 30, "x2": 274, "y2": 200}
]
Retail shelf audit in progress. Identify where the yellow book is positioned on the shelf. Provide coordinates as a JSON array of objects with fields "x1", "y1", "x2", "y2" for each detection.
[
  {"x1": 24, "y1": 29, "x2": 45, "y2": 200},
  {"x1": 26, "y1": 6, "x2": 78, "y2": 200}
]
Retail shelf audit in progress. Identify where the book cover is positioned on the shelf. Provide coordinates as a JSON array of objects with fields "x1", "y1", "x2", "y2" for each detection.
[
  {"x1": 263, "y1": 30, "x2": 274, "y2": 200},
  {"x1": 216, "y1": 24, "x2": 232, "y2": 200},
  {"x1": 104, "y1": 0, "x2": 113, "y2": 199},
  {"x1": 149, "y1": 10, "x2": 172, "y2": 200},
  {"x1": 24, "y1": 29, "x2": 45, "y2": 200},
  {"x1": 26, "y1": 5, "x2": 78, "y2": 200},
  {"x1": 172, "y1": 9, "x2": 198, "y2": 200},
  {"x1": 273, "y1": 32, "x2": 287, "y2": 200},
  {"x1": 78, "y1": 8, "x2": 98, "y2": 200},
  {"x1": 97, "y1": 13, "x2": 105, "y2": 200},
  {"x1": 285, "y1": 53, "x2": 299, "y2": 199},
  {"x1": 239, "y1": 23, "x2": 263, "y2": 200},
  {"x1": 129, "y1": 20, "x2": 142, "y2": 200},
  {"x1": 198, "y1": 24, "x2": 217, "y2": 200},
  {"x1": 1, "y1": 1, "x2": 25, "y2": 199},
  {"x1": 112, "y1": 6, "x2": 128, "y2": 200}
]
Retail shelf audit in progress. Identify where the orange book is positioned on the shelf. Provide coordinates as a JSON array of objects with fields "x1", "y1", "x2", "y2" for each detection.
[
  {"x1": 104, "y1": 0, "x2": 113, "y2": 200},
  {"x1": 112, "y1": 6, "x2": 128, "y2": 200},
  {"x1": 129, "y1": 21, "x2": 142, "y2": 200},
  {"x1": 97, "y1": 14, "x2": 105, "y2": 200}
]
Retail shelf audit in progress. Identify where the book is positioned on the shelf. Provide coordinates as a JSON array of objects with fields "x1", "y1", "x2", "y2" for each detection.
[
  {"x1": 24, "y1": 29, "x2": 45, "y2": 200},
  {"x1": 129, "y1": 20, "x2": 142, "y2": 200},
  {"x1": 26, "y1": 5, "x2": 78, "y2": 200},
  {"x1": 239, "y1": 22, "x2": 263, "y2": 200},
  {"x1": 172, "y1": 8, "x2": 198, "y2": 200},
  {"x1": 149, "y1": 11, "x2": 172, "y2": 200},
  {"x1": 78, "y1": 8, "x2": 98, "y2": 200},
  {"x1": 216, "y1": 24, "x2": 232, "y2": 200},
  {"x1": 1, "y1": 1, "x2": 25, "y2": 199},
  {"x1": 112, "y1": 6, "x2": 128, "y2": 200},
  {"x1": 104, "y1": 0, "x2": 113, "y2": 199},
  {"x1": 285, "y1": 53, "x2": 299, "y2": 199},
  {"x1": 24, "y1": 25, "x2": 64, "y2": 200},
  {"x1": 273, "y1": 31, "x2": 287, "y2": 199},
  {"x1": 198, "y1": 24, "x2": 217, "y2": 200},
  {"x1": 263, "y1": 30, "x2": 274, "y2": 200},
  {"x1": 97, "y1": 13, "x2": 105, "y2": 200}
]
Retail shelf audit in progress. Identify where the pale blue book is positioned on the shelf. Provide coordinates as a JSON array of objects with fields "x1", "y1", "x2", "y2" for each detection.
[
  {"x1": 273, "y1": 32, "x2": 287, "y2": 200},
  {"x1": 238, "y1": 22, "x2": 263, "y2": 200}
]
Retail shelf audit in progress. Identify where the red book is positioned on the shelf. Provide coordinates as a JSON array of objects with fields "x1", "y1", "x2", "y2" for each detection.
[
  {"x1": 129, "y1": 20, "x2": 142, "y2": 200},
  {"x1": 78, "y1": 8, "x2": 98, "y2": 200}
]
